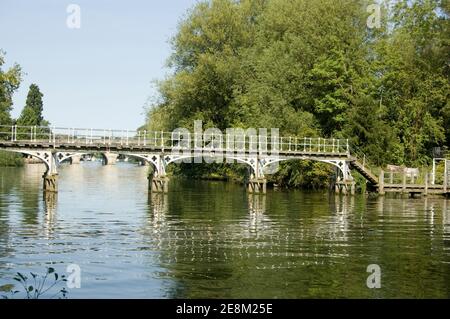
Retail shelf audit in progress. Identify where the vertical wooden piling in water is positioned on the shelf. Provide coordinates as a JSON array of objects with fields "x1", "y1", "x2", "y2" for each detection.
[
  {"x1": 351, "y1": 182, "x2": 355, "y2": 195},
  {"x1": 402, "y1": 173, "x2": 407, "y2": 194},
  {"x1": 379, "y1": 171, "x2": 385, "y2": 195},
  {"x1": 444, "y1": 160, "x2": 448, "y2": 193},
  {"x1": 247, "y1": 179, "x2": 267, "y2": 194}
]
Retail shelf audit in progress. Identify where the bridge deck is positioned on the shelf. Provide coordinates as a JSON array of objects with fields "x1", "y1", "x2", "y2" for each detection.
[{"x1": 0, "y1": 140, "x2": 350, "y2": 159}]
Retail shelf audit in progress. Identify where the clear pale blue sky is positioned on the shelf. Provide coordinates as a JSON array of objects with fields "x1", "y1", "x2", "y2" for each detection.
[{"x1": 0, "y1": 0, "x2": 198, "y2": 129}]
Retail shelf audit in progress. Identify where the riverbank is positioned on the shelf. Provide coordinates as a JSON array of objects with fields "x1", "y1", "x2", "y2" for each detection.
[
  {"x1": 166, "y1": 161, "x2": 335, "y2": 190},
  {"x1": 0, "y1": 151, "x2": 23, "y2": 167}
]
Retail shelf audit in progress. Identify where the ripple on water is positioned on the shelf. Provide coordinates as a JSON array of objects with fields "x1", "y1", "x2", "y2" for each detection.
[{"x1": 0, "y1": 166, "x2": 449, "y2": 298}]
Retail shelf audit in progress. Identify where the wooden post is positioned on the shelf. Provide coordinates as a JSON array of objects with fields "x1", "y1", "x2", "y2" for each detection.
[
  {"x1": 424, "y1": 173, "x2": 428, "y2": 196},
  {"x1": 379, "y1": 170, "x2": 385, "y2": 195},
  {"x1": 248, "y1": 179, "x2": 266, "y2": 194},
  {"x1": 444, "y1": 160, "x2": 448, "y2": 193},
  {"x1": 432, "y1": 159, "x2": 436, "y2": 185},
  {"x1": 402, "y1": 172, "x2": 407, "y2": 193}
]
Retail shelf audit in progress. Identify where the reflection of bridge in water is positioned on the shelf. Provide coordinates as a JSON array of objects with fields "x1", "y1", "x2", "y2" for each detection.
[
  {"x1": 142, "y1": 194, "x2": 450, "y2": 272},
  {"x1": 43, "y1": 192, "x2": 57, "y2": 239}
]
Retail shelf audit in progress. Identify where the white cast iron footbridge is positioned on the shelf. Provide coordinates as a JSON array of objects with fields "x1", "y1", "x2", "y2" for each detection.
[{"x1": 0, "y1": 124, "x2": 418, "y2": 195}]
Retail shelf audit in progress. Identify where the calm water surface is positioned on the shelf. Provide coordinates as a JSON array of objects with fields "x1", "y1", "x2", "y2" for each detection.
[{"x1": 0, "y1": 163, "x2": 449, "y2": 298}]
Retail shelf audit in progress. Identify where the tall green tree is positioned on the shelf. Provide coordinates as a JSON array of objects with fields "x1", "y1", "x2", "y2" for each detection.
[
  {"x1": 146, "y1": 0, "x2": 266, "y2": 132},
  {"x1": 370, "y1": 0, "x2": 449, "y2": 165},
  {"x1": 17, "y1": 84, "x2": 46, "y2": 127}
]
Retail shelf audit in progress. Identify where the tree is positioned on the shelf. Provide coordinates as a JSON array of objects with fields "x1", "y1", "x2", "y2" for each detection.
[
  {"x1": 144, "y1": 0, "x2": 450, "y2": 187},
  {"x1": 0, "y1": 50, "x2": 22, "y2": 126},
  {"x1": 17, "y1": 84, "x2": 46, "y2": 127},
  {"x1": 0, "y1": 50, "x2": 23, "y2": 166},
  {"x1": 370, "y1": 0, "x2": 449, "y2": 165}
]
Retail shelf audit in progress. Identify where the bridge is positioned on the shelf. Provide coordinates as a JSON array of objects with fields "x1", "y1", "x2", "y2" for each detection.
[{"x1": 0, "y1": 125, "x2": 448, "y2": 197}]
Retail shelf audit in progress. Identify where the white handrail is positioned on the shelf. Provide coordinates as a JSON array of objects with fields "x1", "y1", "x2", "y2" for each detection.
[{"x1": 0, "y1": 125, "x2": 354, "y2": 155}]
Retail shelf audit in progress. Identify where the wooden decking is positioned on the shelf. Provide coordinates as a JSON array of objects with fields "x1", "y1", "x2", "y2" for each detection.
[
  {"x1": 381, "y1": 184, "x2": 449, "y2": 195},
  {"x1": 378, "y1": 170, "x2": 449, "y2": 196}
]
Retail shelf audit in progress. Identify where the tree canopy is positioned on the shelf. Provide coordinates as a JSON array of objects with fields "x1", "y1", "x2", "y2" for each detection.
[
  {"x1": 145, "y1": 0, "x2": 449, "y2": 172},
  {"x1": 17, "y1": 84, "x2": 47, "y2": 127},
  {"x1": 0, "y1": 51, "x2": 22, "y2": 126}
]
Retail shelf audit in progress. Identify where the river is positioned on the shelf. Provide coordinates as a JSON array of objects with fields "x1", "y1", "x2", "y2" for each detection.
[{"x1": 0, "y1": 162, "x2": 448, "y2": 298}]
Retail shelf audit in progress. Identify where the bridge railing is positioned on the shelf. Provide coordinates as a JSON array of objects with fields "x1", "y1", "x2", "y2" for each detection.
[
  {"x1": 348, "y1": 144, "x2": 381, "y2": 177},
  {"x1": 0, "y1": 125, "x2": 52, "y2": 142},
  {"x1": 278, "y1": 137, "x2": 348, "y2": 154},
  {"x1": 172, "y1": 133, "x2": 349, "y2": 153},
  {"x1": 0, "y1": 125, "x2": 350, "y2": 154},
  {"x1": 380, "y1": 169, "x2": 434, "y2": 186}
]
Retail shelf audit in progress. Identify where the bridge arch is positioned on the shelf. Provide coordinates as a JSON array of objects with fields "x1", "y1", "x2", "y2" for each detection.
[
  {"x1": 5, "y1": 149, "x2": 56, "y2": 175},
  {"x1": 162, "y1": 154, "x2": 353, "y2": 182},
  {"x1": 58, "y1": 151, "x2": 157, "y2": 168},
  {"x1": 56, "y1": 152, "x2": 119, "y2": 165},
  {"x1": 57, "y1": 152, "x2": 87, "y2": 164},
  {"x1": 125, "y1": 153, "x2": 158, "y2": 171},
  {"x1": 1, "y1": 149, "x2": 59, "y2": 192},
  {"x1": 259, "y1": 157, "x2": 353, "y2": 181}
]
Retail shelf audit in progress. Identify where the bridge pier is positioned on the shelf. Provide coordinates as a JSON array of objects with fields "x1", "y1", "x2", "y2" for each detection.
[
  {"x1": 335, "y1": 180, "x2": 355, "y2": 195},
  {"x1": 103, "y1": 152, "x2": 118, "y2": 165},
  {"x1": 149, "y1": 175, "x2": 169, "y2": 193},
  {"x1": 71, "y1": 154, "x2": 82, "y2": 164},
  {"x1": 333, "y1": 161, "x2": 356, "y2": 195},
  {"x1": 43, "y1": 173, "x2": 58, "y2": 193},
  {"x1": 41, "y1": 151, "x2": 59, "y2": 193},
  {"x1": 246, "y1": 158, "x2": 267, "y2": 194},
  {"x1": 248, "y1": 178, "x2": 267, "y2": 194}
]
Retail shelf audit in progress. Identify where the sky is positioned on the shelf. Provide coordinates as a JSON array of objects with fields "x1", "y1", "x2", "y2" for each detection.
[{"x1": 0, "y1": 0, "x2": 198, "y2": 129}]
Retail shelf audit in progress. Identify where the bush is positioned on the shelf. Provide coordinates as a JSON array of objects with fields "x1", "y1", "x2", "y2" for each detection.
[{"x1": 0, "y1": 151, "x2": 24, "y2": 167}]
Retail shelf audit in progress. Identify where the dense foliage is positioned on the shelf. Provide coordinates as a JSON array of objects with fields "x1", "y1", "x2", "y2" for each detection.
[
  {"x1": 144, "y1": 0, "x2": 450, "y2": 188},
  {"x1": 0, "y1": 51, "x2": 22, "y2": 126},
  {"x1": 16, "y1": 84, "x2": 48, "y2": 127},
  {"x1": 0, "y1": 51, "x2": 23, "y2": 166},
  {"x1": 0, "y1": 52, "x2": 49, "y2": 166}
]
